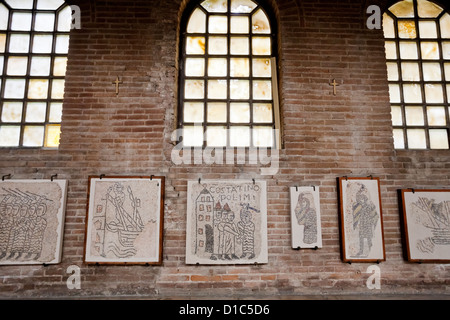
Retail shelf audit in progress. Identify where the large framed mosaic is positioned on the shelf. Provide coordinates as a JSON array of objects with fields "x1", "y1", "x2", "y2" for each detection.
[
  {"x1": 399, "y1": 189, "x2": 450, "y2": 263},
  {"x1": 186, "y1": 180, "x2": 268, "y2": 265},
  {"x1": 84, "y1": 176, "x2": 164, "y2": 265},
  {"x1": 0, "y1": 179, "x2": 68, "y2": 265},
  {"x1": 337, "y1": 177, "x2": 386, "y2": 263}
]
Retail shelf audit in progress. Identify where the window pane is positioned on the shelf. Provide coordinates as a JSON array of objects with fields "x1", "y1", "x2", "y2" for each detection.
[
  {"x1": 401, "y1": 62, "x2": 420, "y2": 81},
  {"x1": 53, "y1": 57, "x2": 68, "y2": 76},
  {"x1": 57, "y1": 5, "x2": 72, "y2": 32},
  {"x1": 32, "y1": 34, "x2": 53, "y2": 53},
  {"x1": 183, "y1": 126, "x2": 203, "y2": 147},
  {"x1": 425, "y1": 84, "x2": 443, "y2": 103},
  {"x1": 383, "y1": 13, "x2": 395, "y2": 38},
  {"x1": 206, "y1": 126, "x2": 227, "y2": 147},
  {"x1": 1, "y1": 102, "x2": 23, "y2": 123},
  {"x1": 252, "y1": 37, "x2": 271, "y2": 55},
  {"x1": 399, "y1": 42, "x2": 418, "y2": 59},
  {"x1": 38, "y1": 0, "x2": 65, "y2": 10},
  {"x1": 419, "y1": 21, "x2": 437, "y2": 38},
  {"x1": 417, "y1": 0, "x2": 443, "y2": 18},
  {"x1": 391, "y1": 106, "x2": 403, "y2": 126},
  {"x1": 0, "y1": 4, "x2": 8, "y2": 30},
  {"x1": 231, "y1": 0, "x2": 257, "y2": 13},
  {"x1": 25, "y1": 102, "x2": 47, "y2": 123},
  {"x1": 407, "y1": 129, "x2": 427, "y2": 149},
  {"x1": 55, "y1": 35, "x2": 69, "y2": 53},
  {"x1": 393, "y1": 129, "x2": 405, "y2": 149},
  {"x1": 403, "y1": 84, "x2": 422, "y2": 103},
  {"x1": 49, "y1": 103, "x2": 63, "y2": 122},
  {"x1": 44, "y1": 124, "x2": 61, "y2": 148},
  {"x1": 28, "y1": 79, "x2": 49, "y2": 99},
  {"x1": 186, "y1": 37, "x2": 206, "y2": 54},
  {"x1": 0, "y1": 56, "x2": 3, "y2": 74},
  {"x1": 0, "y1": 126, "x2": 20, "y2": 147},
  {"x1": 0, "y1": 33, "x2": 5, "y2": 52},
  {"x1": 398, "y1": 20, "x2": 416, "y2": 39},
  {"x1": 231, "y1": 16, "x2": 249, "y2": 33},
  {"x1": 4, "y1": 79, "x2": 26, "y2": 98},
  {"x1": 23, "y1": 126, "x2": 45, "y2": 147},
  {"x1": 253, "y1": 80, "x2": 272, "y2": 100},
  {"x1": 230, "y1": 79, "x2": 249, "y2": 99},
  {"x1": 230, "y1": 58, "x2": 249, "y2": 77},
  {"x1": 6, "y1": 0, "x2": 33, "y2": 9},
  {"x1": 11, "y1": 12, "x2": 32, "y2": 31},
  {"x1": 420, "y1": 42, "x2": 440, "y2": 59},
  {"x1": 230, "y1": 37, "x2": 249, "y2": 55},
  {"x1": 208, "y1": 37, "x2": 227, "y2": 54},
  {"x1": 185, "y1": 80, "x2": 205, "y2": 99},
  {"x1": 253, "y1": 58, "x2": 271, "y2": 77},
  {"x1": 422, "y1": 63, "x2": 442, "y2": 81},
  {"x1": 6, "y1": 56, "x2": 28, "y2": 76},
  {"x1": 444, "y1": 63, "x2": 450, "y2": 80},
  {"x1": 440, "y1": 14, "x2": 450, "y2": 38},
  {"x1": 208, "y1": 79, "x2": 227, "y2": 99},
  {"x1": 405, "y1": 106, "x2": 424, "y2": 125},
  {"x1": 254, "y1": 103, "x2": 273, "y2": 123},
  {"x1": 230, "y1": 103, "x2": 250, "y2": 123},
  {"x1": 252, "y1": 9, "x2": 270, "y2": 34},
  {"x1": 389, "y1": 84, "x2": 401, "y2": 103},
  {"x1": 201, "y1": 0, "x2": 228, "y2": 13},
  {"x1": 9, "y1": 34, "x2": 30, "y2": 53},
  {"x1": 208, "y1": 58, "x2": 227, "y2": 76},
  {"x1": 230, "y1": 126, "x2": 250, "y2": 147},
  {"x1": 389, "y1": 0, "x2": 414, "y2": 18},
  {"x1": 385, "y1": 41, "x2": 397, "y2": 59},
  {"x1": 253, "y1": 126, "x2": 273, "y2": 147},
  {"x1": 427, "y1": 107, "x2": 446, "y2": 126},
  {"x1": 209, "y1": 16, "x2": 227, "y2": 34},
  {"x1": 429, "y1": 129, "x2": 449, "y2": 149},
  {"x1": 386, "y1": 62, "x2": 398, "y2": 81},
  {"x1": 185, "y1": 58, "x2": 205, "y2": 77},
  {"x1": 207, "y1": 103, "x2": 227, "y2": 122},
  {"x1": 35, "y1": 13, "x2": 55, "y2": 32},
  {"x1": 184, "y1": 102, "x2": 204, "y2": 123},
  {"x1": 187, "y1": 8, "x2": 206, "y2": 33},
  {"x1": 442, "y1": 42, "x2": 450, "y2": 59},
  {"x1": 30, "y1": 56, "x2": 51, "y2": 76}
]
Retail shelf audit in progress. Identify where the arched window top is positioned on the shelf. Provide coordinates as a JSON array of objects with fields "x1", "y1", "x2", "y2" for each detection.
[{"x1": 383, "y1": 0, "x2": 450, "y2": 150}]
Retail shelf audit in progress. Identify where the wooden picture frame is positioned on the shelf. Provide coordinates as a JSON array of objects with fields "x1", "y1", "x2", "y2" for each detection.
[
  {"x1": 289, "y1": 186, "x2": 322, "y2": 249},
  {"x1": 84, "y1": 176, "x2": 164, "y2": 265},
  {"x1": 0, "y1": 179, "x2": 68, "y2": 265},
  {"x1": 399, "y1": 189, "x2": 450, "y2": 263},
  {"x1": 185, "y1": 180, "x2": 268, "y2": 265},
  {"x1": 337, "y1": 177, "x2": 386, "y2": 263}
]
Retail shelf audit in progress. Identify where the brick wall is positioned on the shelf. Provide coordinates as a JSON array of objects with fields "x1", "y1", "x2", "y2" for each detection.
[{"x1": 0, "y1": 0, "x2": 449, "y2": 298}]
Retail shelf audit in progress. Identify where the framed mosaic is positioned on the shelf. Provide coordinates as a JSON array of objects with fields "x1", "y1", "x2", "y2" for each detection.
[
  {"x1": 399, "y1": 189, "x2": 450, "y2": 263},
  {"x1": 84, "y1": 176, "x2": 164, "y2": 265},
  {"x1": 0, "y1": 179, "x2": 68, "y2": 265},
  {"x1": 186, "y1": 180, "x2": 268, "y2": 265},
  {"x1": 289, "y1": 186, "x2": 322, "y2": 249},
  {"x1": 337, "y1": 177, "x2": 386, "y2": 263}
]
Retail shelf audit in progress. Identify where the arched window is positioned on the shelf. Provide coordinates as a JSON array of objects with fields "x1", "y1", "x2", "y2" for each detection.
[
  {"x1": 178, "y1": 0, "x2": 280, "y2": 148},
  {"x1": 0, "y1": 0, "x2": 71, "y2": 148},
  {"x1": 383, "y1": 0, "x2": 450, "y2": 149}
]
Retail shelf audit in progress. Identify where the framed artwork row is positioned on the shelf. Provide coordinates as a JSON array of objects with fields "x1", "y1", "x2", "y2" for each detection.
[{"x1": 1, "y1": 176, "x2": 449, "y2": 265}]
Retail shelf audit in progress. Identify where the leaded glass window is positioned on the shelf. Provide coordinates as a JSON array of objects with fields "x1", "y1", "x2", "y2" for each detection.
[
  {"x1": 178, "y1": 0, "x2": 279, "y2": 148},
  {"x1": 0, "y1": 0, "x2": 71, "y2": 148},
  {"x1": 384, "y1": 0, "x2": 450, "y2": 149}
]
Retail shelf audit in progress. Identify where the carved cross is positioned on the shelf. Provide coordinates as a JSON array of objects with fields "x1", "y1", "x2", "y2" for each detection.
[
  {"x1": 329, "y1": 79, "x2": 339, "y2": 96},
  {"x1": 112, "y1": 76, "x2": 123, "y2": 96}
]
